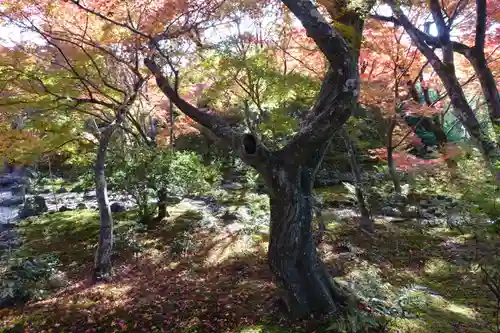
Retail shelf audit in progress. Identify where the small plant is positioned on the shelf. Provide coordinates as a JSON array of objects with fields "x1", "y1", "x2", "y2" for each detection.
[
  {"x1": 326, "y1": 306, "x2": 382, "y2": 333},
  {"x1": 0, "y1": 252, "x2": 62, "y2": 306},
  {"x1": 343, "y1": 261, "x2": 430, "y2": 319}
]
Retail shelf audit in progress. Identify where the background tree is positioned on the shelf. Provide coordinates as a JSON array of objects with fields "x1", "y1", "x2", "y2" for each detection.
[{"x1": 374, "y1": 0, "x2": 500, "y2": 181}]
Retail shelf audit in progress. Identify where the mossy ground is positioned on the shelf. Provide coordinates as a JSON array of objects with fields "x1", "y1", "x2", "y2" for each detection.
[{"x1": 0, "y1": 188, "x2": 498, "y2": 333}]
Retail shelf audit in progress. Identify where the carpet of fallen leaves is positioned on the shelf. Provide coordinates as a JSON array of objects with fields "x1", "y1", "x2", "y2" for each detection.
[{"x1": 0, "y1": 219, "x2": 325, "y2": 333}]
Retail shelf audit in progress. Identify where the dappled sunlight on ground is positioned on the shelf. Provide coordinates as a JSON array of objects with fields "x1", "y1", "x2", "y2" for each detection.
[{"x1": 1, "y1": 192, "x2": 498, "y2": 333}]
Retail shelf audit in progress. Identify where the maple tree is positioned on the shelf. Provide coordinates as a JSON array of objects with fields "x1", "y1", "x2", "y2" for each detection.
[
  {"x1": 1, "y1": 0, "x2": 497, "y2": 323},
  {"x1": 63, "y1": 0, "x2": 375, "y2": 317},
  {"x1": 0, "y1": 1, "x2": 159, "y2": 281},
  {"x1": 373, "y1": 0, "x2": 500, "y2": 182},
  {"x1": 357, "y1": 13, "x2": 467, "y2": 189}
]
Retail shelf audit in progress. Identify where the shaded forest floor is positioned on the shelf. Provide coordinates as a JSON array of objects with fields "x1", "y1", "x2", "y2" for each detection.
[{"x1": 1, "y1": 188, "x2": 499, "y2": 333}]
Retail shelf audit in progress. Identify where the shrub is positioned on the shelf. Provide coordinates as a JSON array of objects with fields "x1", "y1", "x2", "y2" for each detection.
[
  {"x1": 0, "y1": 252, "x2": 62, "y2": 307},
  {"x1": 108, "y1": 145, "x2": 221, "y2": 223}
]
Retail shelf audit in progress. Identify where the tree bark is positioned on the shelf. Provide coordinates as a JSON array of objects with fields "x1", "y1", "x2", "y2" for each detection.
[
  {"x1": 93, "y1": 127, "x2": 116, "y2": 283},
  {"x1": 157, "y1": 188, "x2": 169, "y2": 220},
  {"x1": 341, "y1": 129, "x2": 373, "y2": 232},
  {"x1": 386, "y1": 119, "x2": 402, "y2": 194},
  {"x1": 466, "y1": 50, "x2": 500, "y2": 132},
  {"x1": 267, "y1": 161, "x2": 349, "y2": 317}
]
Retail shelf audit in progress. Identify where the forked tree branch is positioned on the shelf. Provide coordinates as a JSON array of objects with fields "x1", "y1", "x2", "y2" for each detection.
[{"x1": 143, "y1": 58, "x2": 271, "y2": 172}]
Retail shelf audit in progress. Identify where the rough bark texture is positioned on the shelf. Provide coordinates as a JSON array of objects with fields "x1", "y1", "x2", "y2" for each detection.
[
  {"x1": 266, "y1": 159, "x2": 349, "y2": 317},
  {"x1": 93, "y1": 128, "x2": 116, "y2": 283},
  {"x1": 467, "y1": 50, "x2": 500, "y2": 131}
]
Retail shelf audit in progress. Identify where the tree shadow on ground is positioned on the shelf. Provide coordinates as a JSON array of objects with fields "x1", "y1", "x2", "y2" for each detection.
[
  {"x1": 2, "y1": 206, "x2": 497, "y2": 332},
  {"x1": 322, "y1": 219, "x2": 498, "y2": 332},
  {"x1": 2, "y1": 209, "x2": 297, "y2": 332}
]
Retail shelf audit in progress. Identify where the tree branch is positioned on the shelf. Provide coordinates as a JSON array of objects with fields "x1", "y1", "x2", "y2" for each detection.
[
  {"x1": 475, "y1": 0, "x2": 486, "y2": 52},
  {"x1": 143, "y1": 58, "x2": 270, "y2": 171},
  {"x1": 275, "y1": 0, "x2": 366, "y2": 166},
  {"x1": 279, "y1": 0, "x2": 350, "y2": 67}
]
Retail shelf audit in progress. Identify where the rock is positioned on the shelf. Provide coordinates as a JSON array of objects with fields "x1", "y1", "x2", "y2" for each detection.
[
  {"x1": 314, "y1": 178, "x2": 341, "y2": 188},
  {"x1": 226, "y1": 222, "x2": 245, "y2": 233},
  {"x1": 419, "y1": 200, "x2": 430, "y2": 208},
  {"x1": 47, "y1": 272, "x2": 68, "y2": 288},
  {"x1": 218, "y1": 206, "x2": 252, "y2": 223},
  {"x1": 0, "y1": 196, "x2": 24, "y2": 207},
  {"x1": 10, "y1": 185, "x2": 25, "y2": 196},
  {"x1": 56, "y1": 187, "x2": 68, "y2": 194},
  {"x1": 220, "y1": 210, "x2": 239, "y2": 222},
  {"x1": 388, "y1": 193, "x2": 406, "y2": 204},
  {"x1": 405, "y1": 205, "x2": 420, "y2": 218},
  {"x1": 110, "y1": 202, "x2": 126, "y2": 213},
  {"x1": 221, "y1": 182, "x2": 244, "y2": 190},
  {"x1": 165, "y1": 196, "x2": 182, "y2": 204},
  {"x1": 434, "y1": 211, "x2": 446, "y2": 218},
  {"x1": 427, "y1": 207, "x2": 437, "y2": 215},
  {"x1": 381, "y1": 206, "x2": 402, "y2": 217},
  {"x1": 76, "y1": 203, "x2": 87, "y2": 210},
  {"x1": 58, "y1": 206, "x2": 71, "y2": 212},
  {"x1": 18, "y1": 195, "x2": 48, "y2": 219},
  {"x1": 83, "y1": 191, "x2": 96, "y2": 199},
  {"x1": 0, "y1": 175, "x2": 27, "y2": 187}
]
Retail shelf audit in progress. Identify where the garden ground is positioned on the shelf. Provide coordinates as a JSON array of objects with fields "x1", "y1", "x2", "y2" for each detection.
[{"x1": 0, "y1": 188, "x2": 498, "y2": 333}]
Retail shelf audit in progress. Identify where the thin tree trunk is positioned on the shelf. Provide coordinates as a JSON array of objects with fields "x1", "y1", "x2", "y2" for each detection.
[
  {"x1": 467, "y1": 51, "x2": 500, "y2": 133},
  {"x1": 267, "y1": 163, "x2": 349, "y2": 318},
  {"x1": 387, "y1": 3, "x2": 500, "y2": 182},
  {"x1": 157, "y1": 188, "x2": 168, "y2": 220},
  {"x1": 169, "y1": 99, "x2": 175, "y2": 146},
  {"x1": 341, "y1": 129, "x2": 373, "y2": 232},
  {"x1": 387, "y1": 119, "x2": 402, "y2": 194},
  {"x1": 93, "y1": 127, "x2": 116, "y2": 283}
]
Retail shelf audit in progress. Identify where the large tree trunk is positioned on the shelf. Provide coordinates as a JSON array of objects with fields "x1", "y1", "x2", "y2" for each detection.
[
  {"x1": 267, "y1": 163, "x2": 348, "y2": 318},
  {"x1": 93, "y1": 128, "x2": 116, "y2": 283}
]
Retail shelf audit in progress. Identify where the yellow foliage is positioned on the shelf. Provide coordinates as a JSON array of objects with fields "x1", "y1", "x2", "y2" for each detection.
[{"x1": 0, "y1": 128, "x2": 44, "y2": 164}]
